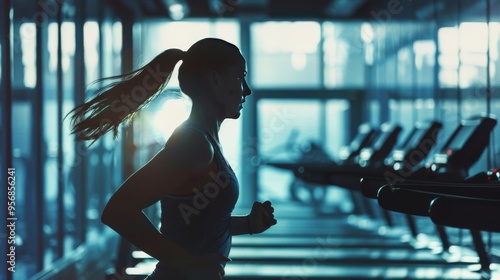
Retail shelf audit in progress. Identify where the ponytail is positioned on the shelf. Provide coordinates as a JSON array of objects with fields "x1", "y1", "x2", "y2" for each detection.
[{"x1": 68, "y1": 48, "x2": 184, "y2": 145}]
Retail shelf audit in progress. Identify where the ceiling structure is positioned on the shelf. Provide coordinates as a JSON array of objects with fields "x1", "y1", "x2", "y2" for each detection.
[
  {"x1": 110, "y1": 0, "x2": 500, "y2": 22},
  {"x1": 10, "y1": 0, "x2": 500, "y2": 23}
]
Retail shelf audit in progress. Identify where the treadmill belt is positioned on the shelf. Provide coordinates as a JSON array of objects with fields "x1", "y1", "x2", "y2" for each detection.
[
  {"x1": 127, "y1": 261, "x2": 491, "y2": 280},
  {"x1": 232, "y1": 236, "x2": 411, "y2": 249}
]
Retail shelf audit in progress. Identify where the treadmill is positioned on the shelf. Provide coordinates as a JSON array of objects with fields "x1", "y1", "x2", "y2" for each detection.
[
  {"x1": 371, "y1": 115, "x2": 498, "y2": 276},
  {"x1": 270, "y1": 121, "x2": 442, "y2": 192},
  {"x1": 266, "y1": 122, "x2": 379, "y2": 204},
  {"x1": 362, "y1": 114, "x2": 498, "y2": 198}
]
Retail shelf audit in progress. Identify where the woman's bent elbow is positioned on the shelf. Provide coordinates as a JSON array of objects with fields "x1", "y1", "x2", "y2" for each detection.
[
  {"x1": 101, "y1": 207, "x2": 111, "y2": 225},
  {"x1": 101, "y1": 202, "x2": 116, "y2": 226},
  {"x1": 100, "y1": 200, "x2": 137, "y2": 228}
]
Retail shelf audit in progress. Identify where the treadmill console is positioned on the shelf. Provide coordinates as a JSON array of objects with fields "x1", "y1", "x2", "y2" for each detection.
[
  {"x1": 358, "y1": 123, "x2": 402, "y2": 166},
  {"x1": 432, "y1": 115, "x2": 496, "y2": 171},
  {"x1": 389, "y1": 121, "x2": 443, "y2": 171},
  {"x1": 339, "y1": 123, "x2": 378, "y2": 163}
]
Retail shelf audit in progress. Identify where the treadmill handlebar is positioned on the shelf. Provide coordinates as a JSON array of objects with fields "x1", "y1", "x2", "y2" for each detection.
[
  {"x1": 430, "y1": 196, "x2": 500, "y2": 233},
  {"x1": 361, "y1": 168, "x2": 500, "y2": 199}
]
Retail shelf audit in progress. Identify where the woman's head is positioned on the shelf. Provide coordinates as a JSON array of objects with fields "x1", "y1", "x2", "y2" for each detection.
[
  {"x1": 179, "y1": 38, "x2": 251, "y2": 119},
  {"x1": 179, "y1": 38, "x2": 244, "y2": 89},
  {"x1": 68, "y1": 37, "x2": 251, "y2": 143}
]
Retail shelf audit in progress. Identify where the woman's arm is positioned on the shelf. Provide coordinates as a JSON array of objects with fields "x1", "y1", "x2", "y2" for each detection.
[
  {"x1": 230, "y1": 215, "x2": 251, "y2": 235},
  {"x1": 101, "y1": 200, "x2": 191, "y2": 268}
]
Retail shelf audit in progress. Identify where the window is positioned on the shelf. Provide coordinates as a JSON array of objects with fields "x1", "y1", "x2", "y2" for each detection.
[
  {"x1": 250, "y1": 21, "x2": 321, "y2": 88},
  {"x1": 439, "y1": 22, "x2": 500, "y2": 88},
  {"x1": 323, "y1": 22, "x2": 366, "y2": 88},
  {"x1": 84, "y1": 21, "x2": 100, "y2": 86},
  {"x1": 20, "y1": 23, "x2": 36, "y2": 88}
]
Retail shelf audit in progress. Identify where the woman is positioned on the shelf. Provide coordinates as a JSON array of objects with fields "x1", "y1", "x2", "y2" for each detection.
[{"x1": 69, "y1": 38, "x2": 277, "y2": 279}]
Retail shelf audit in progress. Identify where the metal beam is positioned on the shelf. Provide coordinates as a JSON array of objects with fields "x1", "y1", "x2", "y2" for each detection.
[
  {"x1": 33, "y1": 0, "x2": 45, "y2": 272},
  {"x1": 108, "y1": 0, "x2": 143, "y2": 18},
  {"x1": 74, "y1": 0, "x2": 87, "y2": 245},
  {"x1": 1, "y1": 0, "x2": 14, "y2": 279},
  {"x1": 56, "y1": 0, "x2": 65, "y2": 260}
]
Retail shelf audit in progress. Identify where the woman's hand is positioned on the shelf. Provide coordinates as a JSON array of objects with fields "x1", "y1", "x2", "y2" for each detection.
[
  {"x1": 181, "y1": 253, "x2": 231, "y2": 280},
  {"x1": 247, "y1": 200, "x2": 277, "y2": 234}
]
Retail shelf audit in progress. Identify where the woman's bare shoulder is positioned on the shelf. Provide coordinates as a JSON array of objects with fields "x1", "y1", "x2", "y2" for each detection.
[{"x1": 159, "y1": 124, "x2": 215, "y2": 172}]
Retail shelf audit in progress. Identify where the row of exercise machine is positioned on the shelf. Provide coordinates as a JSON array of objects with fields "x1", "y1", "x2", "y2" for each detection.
[{"x1": 268, "y1": 113, "x2": 500, "y2": 276}]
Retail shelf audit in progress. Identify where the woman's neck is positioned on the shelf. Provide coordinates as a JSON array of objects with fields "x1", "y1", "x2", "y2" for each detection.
[{"x1": 188, "y1": 103, "x2": 222, "y2": 141}]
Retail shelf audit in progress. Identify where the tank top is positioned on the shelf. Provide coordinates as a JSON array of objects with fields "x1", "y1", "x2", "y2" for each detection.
[{"x1": 150, "y1": 122, "x2": 239, "y2": 278}]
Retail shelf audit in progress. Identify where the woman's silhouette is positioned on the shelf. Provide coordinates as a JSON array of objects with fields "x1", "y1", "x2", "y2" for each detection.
[{"x1": 69, "y1": 38, "x2": 277, "y2": 279}]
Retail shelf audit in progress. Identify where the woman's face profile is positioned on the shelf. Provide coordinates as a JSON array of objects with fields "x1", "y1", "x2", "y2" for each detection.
[{"x1": 215, "y1": 59, "x2": 252, "y2": 120}]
